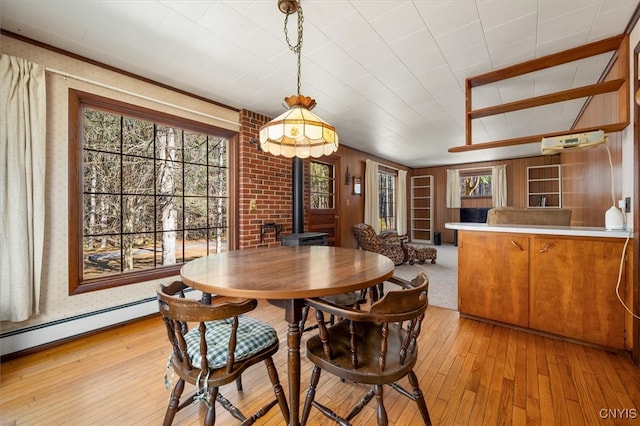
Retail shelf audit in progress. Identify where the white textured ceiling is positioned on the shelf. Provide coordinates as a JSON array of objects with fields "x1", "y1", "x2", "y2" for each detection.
[{"x1": 1, "y1": 0, "x2": 638, "y2": 167}]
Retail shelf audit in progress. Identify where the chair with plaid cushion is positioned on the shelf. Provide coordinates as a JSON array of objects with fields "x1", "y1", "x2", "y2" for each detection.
[{"x1": 157, "y1": 281, "x2": 289, "y2": 426}]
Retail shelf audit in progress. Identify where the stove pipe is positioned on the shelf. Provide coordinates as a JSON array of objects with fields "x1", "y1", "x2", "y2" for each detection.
[{"x1": 292, "y1": 157, "x2": 304, "y2": 234}]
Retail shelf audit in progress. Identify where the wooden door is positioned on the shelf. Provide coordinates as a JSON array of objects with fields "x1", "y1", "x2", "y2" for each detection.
[
  {"x1": 309, "y1": 158, "x2": 340, "y2": 246},
  {"x1": 458, "y1": 231, "x2": 529, "y2": 327},
  {"x1": 529, "y1": 236, "x2": 627, "y2": 349}
]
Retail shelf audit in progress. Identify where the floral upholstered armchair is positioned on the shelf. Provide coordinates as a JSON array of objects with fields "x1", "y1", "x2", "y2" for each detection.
[{"x1": 351, "y1": 223, "x2": 408, "y2": 265}]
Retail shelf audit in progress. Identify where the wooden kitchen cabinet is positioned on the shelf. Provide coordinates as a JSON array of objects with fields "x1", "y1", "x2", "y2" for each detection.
[
  {"x1": 458, "y1": 231, "x2": 529, "y2": 327},
  {"x1": 456, "y1": 228, "x2": 631, "y2": 350},
  {"x1": 529, "y1": 236, "x2": 627, "y2": 349}
]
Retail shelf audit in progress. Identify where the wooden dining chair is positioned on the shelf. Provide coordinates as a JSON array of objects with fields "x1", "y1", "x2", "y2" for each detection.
[
  {"x1": 156, "y1": 281, "x2": 290, "y2": 426},
  {"x1": 298, "y1": 284, "x2": 386, "y2": 334},
  {"x1": 300, "y1": 272, "x2": 431, "y2": 426},
  {"x1": 298, "y1": 291, "x2": 365, "y2": 333}
]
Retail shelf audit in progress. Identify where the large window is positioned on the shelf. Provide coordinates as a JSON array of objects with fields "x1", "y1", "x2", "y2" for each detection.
[
  {"x1": 69, "y1": 90, "x2": 236, "y2": 294},
  {"x1": 378, "y1": 171, "x2": 396, "y2": 231},
  {"x1": 310, "y1": 161, "x2": 335, "y2": 209},
  {"x1": 459, "y1": 171, "x2": 492, "y2": 198}
]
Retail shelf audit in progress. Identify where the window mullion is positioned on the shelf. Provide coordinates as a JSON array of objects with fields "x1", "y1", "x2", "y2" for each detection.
[
  {"x1": 153, "y1": 124, "x2": 157, "y2": 268},
  {"x1": 119, "y1": 115, "x2": 125, "y2": 272},
  {"x1": 72, "y1": 89, "x2": 232, "y2": 294},
  {"x1": 182, "y1": 130, "x2": 187, "y2": 259}
]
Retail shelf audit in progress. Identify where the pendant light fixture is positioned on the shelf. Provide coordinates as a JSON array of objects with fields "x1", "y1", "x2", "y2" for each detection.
[{"x1": 259, "y1": 0, "x2": 338, "y2": 158}]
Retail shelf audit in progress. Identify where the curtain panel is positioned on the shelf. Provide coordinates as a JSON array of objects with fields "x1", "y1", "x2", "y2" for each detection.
[
  {"x1": 446, "y1": 169, "x2": 461, "y2": 208},
  {"x1": 492, "y1": 165, "x2": 507, "y2": 207},
  {"x1": 397, "y1": 169, "x2": 407, "y2": 235},
  {"x1": 0, "y1": 55, "x2": 46, "y2": 322},
  {"x1": 364, "y1": 159, "x2": 379, "y2": 233}
]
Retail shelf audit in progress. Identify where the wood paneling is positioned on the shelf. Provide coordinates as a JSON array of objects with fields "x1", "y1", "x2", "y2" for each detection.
[
  {"x1": 334, "y1": 145, "x2": 409, "y2": 249},
  {"x1": 412, "y1": 156, "x2": 560, "y2": 244},
  {"x1": 561, "y1": 53, "x2": 625, "y2": 227}
]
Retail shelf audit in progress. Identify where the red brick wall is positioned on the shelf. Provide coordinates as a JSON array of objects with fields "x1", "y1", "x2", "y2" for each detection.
[
  {"x1": 238, "y1": 110, "x2": 398, "y2": 249},
  {"x1": 238, "y1": 110, "x2": 293, "y2": 248}
]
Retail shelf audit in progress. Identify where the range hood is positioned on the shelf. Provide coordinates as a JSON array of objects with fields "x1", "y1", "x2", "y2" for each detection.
[{"x1": 541, "y1": 130, "x2": 605, "y2": 155}]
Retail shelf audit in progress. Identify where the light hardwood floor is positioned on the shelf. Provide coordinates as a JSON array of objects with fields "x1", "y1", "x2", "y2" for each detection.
[{"x1": 1, "y1": 300, "x2": 640, "y2": 425}]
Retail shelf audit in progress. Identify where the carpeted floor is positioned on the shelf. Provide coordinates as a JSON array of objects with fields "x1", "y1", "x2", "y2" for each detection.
[{"x1": 393, "y1": 243, "x2": 458, "y2": 311}]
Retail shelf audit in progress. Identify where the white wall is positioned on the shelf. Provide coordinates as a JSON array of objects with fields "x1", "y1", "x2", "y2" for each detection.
[{"x1": 0, "y1": 35, "x2": 239, "y2": 356}]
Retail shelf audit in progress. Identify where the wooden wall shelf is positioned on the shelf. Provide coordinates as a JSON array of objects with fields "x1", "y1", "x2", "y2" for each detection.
[{"x1": 451, "y1": 34, "x2": 629, "y2": 153}]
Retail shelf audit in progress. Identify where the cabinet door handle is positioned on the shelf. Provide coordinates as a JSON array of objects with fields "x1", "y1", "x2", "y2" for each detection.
[
  {"x1": 539, "y1": 243, "x2": 553, "y2": 253},
  {"x1": 511, "y1": 240, "x2": 523, "y2": 251}
]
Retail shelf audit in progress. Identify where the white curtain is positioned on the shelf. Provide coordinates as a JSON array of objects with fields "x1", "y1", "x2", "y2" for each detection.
[
  {"x1": 492, "y1": 165, "x2": 507, "y2": 207},
  {"x1": 446, "y1": 169, "x2": 461, "y2": 208},
  {"x1": 364, "y1": 159, "x2": 379, "y2": 232},
  {"x1": 0, "y1": 55, "x2": 46, "y2": 322},
  {"x1": 397, "y1": 169, "x2": 407, "y2": 235}
]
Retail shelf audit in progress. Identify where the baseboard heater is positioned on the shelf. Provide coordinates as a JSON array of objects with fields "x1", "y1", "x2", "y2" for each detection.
[{"x1": 0, "y1": 297, "x2": 159, "y2": 357}]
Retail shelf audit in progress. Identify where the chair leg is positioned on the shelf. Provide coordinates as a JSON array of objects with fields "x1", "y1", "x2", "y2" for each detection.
[
  {"x1": 368, "y1": 285, "x2": 379, "y2": 302},
  {"x1": 163, "y1": 378, "x2": 185, "y2": 426},
  {"x1": 215, "y1": 391, "x2": 246, "y2": 422},
  {"x1": 204, "y1": 387, "x2": 218, "y2": 426},
  {"x1": 374, "y1": 384, "x2": 388, "y2": 426},
  {"x1": 376, "y1": 283, "x2": 384, "y2": 299},
  {"x1": 345, "y1": 389, "x2": 374, "y2": 421},
  {"x1": 265, "y1": 357, "x2": 290, "y2": 424},
  {"x1": 235, "y1": 375, "x2": 243, "y2": 391},
  {"x1": 408, "y1": 371, "x2": 431, "y2": 425},
  {"x1": 299, "y1": 305, "x2": 310, "y2": 334},
  {"x1": 301, "y1": 366, "x2": 322, "y2": 425}
]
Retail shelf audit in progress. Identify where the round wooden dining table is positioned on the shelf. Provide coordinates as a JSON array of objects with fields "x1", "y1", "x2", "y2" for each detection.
[{"x1": 180, "y1": 245, "x2": 394, "y2": 426}]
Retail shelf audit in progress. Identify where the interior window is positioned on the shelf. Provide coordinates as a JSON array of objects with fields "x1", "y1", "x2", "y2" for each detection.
[
  {"x1": 378, "y1": 171, "x2": 396, "y2": 231},
  {"x1": 459, "y1": 172, "x2": 492, "y2": 198},
  {"x1": 68, "y1": 90, "x2": 236, "y2": 294},
  {"x1": 310, "y1": 161, "x2": 335, "y2": 209}
]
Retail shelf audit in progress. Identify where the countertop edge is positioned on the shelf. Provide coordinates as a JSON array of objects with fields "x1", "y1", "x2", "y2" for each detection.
[{"x1": 444, "y1": 222, "x2": 633, "y2": 238}]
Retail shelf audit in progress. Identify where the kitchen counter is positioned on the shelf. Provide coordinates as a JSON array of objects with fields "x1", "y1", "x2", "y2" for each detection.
[
  {"x1": 449, "y1": 222, "x2": 634, "y2": 350},
  {"x1": 445, "y1": 222, "x2": 633, "y2": 239}
]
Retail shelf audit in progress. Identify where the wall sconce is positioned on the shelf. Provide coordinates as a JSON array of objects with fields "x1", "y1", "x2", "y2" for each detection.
[{"x1": 345, "y1": 166, "x2": 351, "y2": 185}]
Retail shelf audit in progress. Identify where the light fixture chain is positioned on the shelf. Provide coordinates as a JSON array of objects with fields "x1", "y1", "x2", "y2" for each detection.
[
  {"x1": 283, "y1": 3, "x2": 304, "y2": 95},
  {"x1": 260, "y1": 0, "x2": 338, "y2": 157}
]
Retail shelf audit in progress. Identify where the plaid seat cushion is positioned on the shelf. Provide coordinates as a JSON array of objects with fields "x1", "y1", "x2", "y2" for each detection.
[{"x1": 184, "y1": 315, "x2": 278, "y2": 369}]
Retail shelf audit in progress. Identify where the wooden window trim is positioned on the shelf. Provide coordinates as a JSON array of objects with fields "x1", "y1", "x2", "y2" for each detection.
[
  {"x1": 68, "y1": 89, "x2": 238, "y2": 295},
  {"x1": 309, "y1": 160, "x2": 335, "y2": 211},
  {"x1": 378, "y1": 171, "x2": 397, "y2": 231}
]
